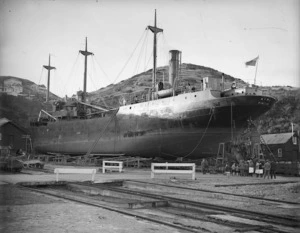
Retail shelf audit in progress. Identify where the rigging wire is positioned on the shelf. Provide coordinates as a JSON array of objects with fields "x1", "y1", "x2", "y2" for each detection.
[
  {"x1": 89, "y1": 55, "x2": 101, "y2": 91},
  {"x1": 61, "y1": 53, "x2": 80, "y2": 95},
  {"x1": 87, "y1": 72, "x2": 97, "y2": 92},
  {"x1": 37, "y1": 67, "x2": 44, "y2": 86},
  {"x1": 89, "y1": 58, "x2": 112, "y2": 108},
  {"x1": 133, "y1": 29, "x2": 149, "y2": 76},
  {"x1": 158, "y1": 109, "x2": 215, "y2": 159},
  {"x1": 37, "y1": 68, "x2": 46, "y2": 102},
  {"x1": 85, "y1": 109, "x2": 119, "y2": 158},
  {"x1": 144, "y1": 51, "x2": 153, "y2": 72},
  {"x1": 182, "y1": 108, "x2": 215, "y2": 159},
  {"x1": 92, "y1": 55, "x2": 110, "y2": 81},
  {"x1": 143, "y1": 29, "x2": 149, "y2": 71},
  {"x1": 52, "y1": 69, "x2": 63, "y2": 98},
  {"x1": 112, "y1": 29, "x2": 148, "y2": 84},
  {"x1": 160, "y1": 151, "x2": 182, "y2": 159},
  {"x1": 157, "y1": 33, "x2": 168, "y2": 68},
  {"x1": 161, "y1": 33, "x2": 171, "y2": 67}
]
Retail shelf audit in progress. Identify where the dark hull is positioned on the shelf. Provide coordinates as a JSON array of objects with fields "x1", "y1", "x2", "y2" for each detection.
[{"x1": 31, "y1": 91, "x2": 276, "y2": 159}]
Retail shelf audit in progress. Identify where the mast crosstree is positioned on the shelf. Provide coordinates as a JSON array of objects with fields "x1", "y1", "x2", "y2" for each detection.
[
  {"x1": 43, "y1": 54, "x2": 56, "y2": 102},
  {"x1": 79, "y1": 37, "x2": 94, "y2": 103}
]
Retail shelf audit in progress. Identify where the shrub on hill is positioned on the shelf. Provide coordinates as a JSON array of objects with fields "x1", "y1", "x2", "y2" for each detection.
[{"x1": 255, "y1": 90, "x2": 300, "y2": 134}]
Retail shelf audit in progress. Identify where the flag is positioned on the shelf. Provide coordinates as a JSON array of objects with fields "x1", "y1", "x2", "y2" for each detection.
[{"x1": 245, "y1": 56, "x2": 259, "y2": 66}]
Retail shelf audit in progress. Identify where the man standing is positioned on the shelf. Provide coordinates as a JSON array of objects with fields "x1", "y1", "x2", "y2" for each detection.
[
  {"x1": 240, "y1": 160, "x2": 245, "y2": 176},
  {"x1": 201, "y1": 159, "x2": 208, "y2": 174},
  {"x1": 270, "y1": 160, "x2": 277, "y2": 179},
  {"x1": 231, "y1": 162, "x2": 236, "y2": 176},
  {"x1": 264, "y1": 160, "x2": 271, "y2": 179},
  {"x1": 225, "y1": 163, "x2": 230, "y2": 178}
]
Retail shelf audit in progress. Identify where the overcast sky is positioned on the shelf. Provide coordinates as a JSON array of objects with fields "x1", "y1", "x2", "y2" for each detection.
[{"x1": 1, "y1": 0, "x2": 299, "y2": 97}]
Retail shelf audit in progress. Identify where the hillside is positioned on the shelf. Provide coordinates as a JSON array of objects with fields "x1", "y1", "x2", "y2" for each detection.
[
  {"x1": 0, "y1": 76, "x2": 60, "y2": 127},
  {"x1": 89, "y1": 63, "x2": 245, "y2": 106},
  {"x1": 0, "y1": 76, "x2": 60, "y2": 102},
  {"x1": 256, "y1": 88, "x2": 300, "y2": 134},
  {"x1": 1, "y1": 65, "x2": 299, "y2": 135},
  {"x1": 0, "y1": 94, "x2": 43, "y2": 127}
]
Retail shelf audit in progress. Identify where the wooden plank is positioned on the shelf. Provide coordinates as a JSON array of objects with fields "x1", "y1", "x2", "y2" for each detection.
[
  {"x1": 151, "y1": 163, "x2": 196, "y2": 180},
  {"x1": 54, "y1": 168, "x2": 96, "y2": 174},
  {"x1": 152, "y1": 163, "x2": 195, "y2": 167},
  {"x1": 153, "y1": 170, "x2": 194, "y2": 174},
  {"x1": 54, "y1": 168, "x2": 97, "y2": 182}
]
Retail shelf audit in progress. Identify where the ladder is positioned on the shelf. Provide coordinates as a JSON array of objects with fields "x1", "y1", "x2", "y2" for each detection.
[
  {"x1": 260, "y1": 135, "x2": 277, "y2": 161},
  {"x1": 22, "y1": 135, "x2": 33, "y2": 153},
  {"x1": 252, "y1": 143, "x2": 264, "y2": 160},
  {"x1": 216, "y1": 142, "x2": 225, "y2": 166}
]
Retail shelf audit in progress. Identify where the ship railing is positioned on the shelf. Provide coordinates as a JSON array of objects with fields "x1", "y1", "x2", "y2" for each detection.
[{"x1": 38, "y1": 109, "x2": 57, "y2": 121}]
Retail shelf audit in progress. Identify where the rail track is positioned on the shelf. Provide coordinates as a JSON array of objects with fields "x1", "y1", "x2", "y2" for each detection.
[
  {"x1": 120, "y1": 180, "x2": 300, "y2": 205},
  {"x1": 18, "y1": 180, "x2": 300, "y2": 233}
]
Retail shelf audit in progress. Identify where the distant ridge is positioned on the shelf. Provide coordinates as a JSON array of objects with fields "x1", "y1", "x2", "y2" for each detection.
[
  {"x1": 0, "y1": 75, "x2": 60, "y2": 101},
  {"x1": 89, "y1": 63, "x2": 245, "y2": 104}
]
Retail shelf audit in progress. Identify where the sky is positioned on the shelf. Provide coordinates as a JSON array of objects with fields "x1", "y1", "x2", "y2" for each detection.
[{"x1": 1, "y1": 0, "x2": 299, "y2": 97}]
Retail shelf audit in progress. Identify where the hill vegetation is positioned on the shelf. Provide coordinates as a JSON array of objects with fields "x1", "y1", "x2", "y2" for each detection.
[
  {"x1": 0, "y1": 76, "x2": 58, "y2": 127},
  {"x1": 256, "y1": 88, "x2": 300, "y2": 134},
  {"x1": 0, "y1": 94, "x2": 43, "y2": 127},
  {"x1": 0, "y1": 76, "x2": 60, "y2": 102},
  {"x1": 89, "y1": 63, "x2": 243, "y2": 107}
]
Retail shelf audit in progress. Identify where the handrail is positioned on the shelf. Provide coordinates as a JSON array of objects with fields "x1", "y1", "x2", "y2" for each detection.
[{"x1": 39, "y1": 109, "x2": 57, "y2": 121}]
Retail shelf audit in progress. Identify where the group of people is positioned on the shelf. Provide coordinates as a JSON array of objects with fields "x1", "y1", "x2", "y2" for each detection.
[{"x1": 225, "y1": 159, "x2": 277, "y2": 179}]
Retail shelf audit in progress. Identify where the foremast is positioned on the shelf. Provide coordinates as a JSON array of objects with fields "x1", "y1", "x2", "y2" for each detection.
[
  {"x1": 43, "y1": 54, "x2": 56, "y2": 102},
  {"x1": 148, "y1": 9, "x2": 163, "y2": 99},
  {"x1": 79, "y1": 37, "x2": 94, "y2": 103}
]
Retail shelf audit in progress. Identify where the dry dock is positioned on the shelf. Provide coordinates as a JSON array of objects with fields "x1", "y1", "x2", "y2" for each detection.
[{"x1": 1, "y1": 165, "x2": 299, "y2": 233}]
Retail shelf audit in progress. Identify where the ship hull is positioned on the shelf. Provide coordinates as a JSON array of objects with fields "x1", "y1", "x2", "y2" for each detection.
[{"x1": 31, "y1": 90, "x2": 276, "y2": 159}]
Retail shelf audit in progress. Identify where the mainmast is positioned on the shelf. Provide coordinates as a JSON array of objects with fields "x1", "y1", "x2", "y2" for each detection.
[
  {"x1": 79, "y1": 37, "x2": 94, "y2": 103},
  {"x1": 43, "y1": 54, "x2": 56, "y2": 102},
  {"x1": 148, "y1": 9, "x2": 163, "y2": 99}
]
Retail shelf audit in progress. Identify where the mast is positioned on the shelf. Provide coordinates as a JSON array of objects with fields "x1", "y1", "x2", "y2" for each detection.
[
  {"x1": 79, "y1": 37, "x2": 94, "y2": 103},
  {"x1": 148, "y1": 9, "x2": 163, "y2": 99},
  {"x1": 43, "y1": 54, "x2": 56, "y2": 102}
]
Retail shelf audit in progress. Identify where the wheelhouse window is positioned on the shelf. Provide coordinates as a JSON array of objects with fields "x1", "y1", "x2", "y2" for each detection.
[
  {"x1": 292, "y1": 136, "x2": 298, "y2": 145},
  {"x1": 278, "y1": 148, "x2": 282, "y2": 157}
]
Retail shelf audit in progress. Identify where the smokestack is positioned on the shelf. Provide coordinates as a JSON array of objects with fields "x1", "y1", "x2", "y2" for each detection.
[{"x1": 169, "y1": 50, "x2": 181, "y2": 87}]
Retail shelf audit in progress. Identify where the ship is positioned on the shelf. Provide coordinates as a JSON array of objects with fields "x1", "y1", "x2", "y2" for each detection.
[{"x1": 30, "y1": 10, "x2": 276, "y2": 160}]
